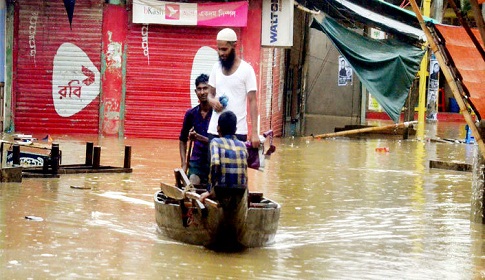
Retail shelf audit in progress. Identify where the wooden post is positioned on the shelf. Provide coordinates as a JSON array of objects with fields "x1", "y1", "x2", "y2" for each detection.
[
  {"x1": 85, "y1": 142, "x2": 93, "y2": 166},
  {"x1": 472, "y1": 121, "x2": 485, "y2": 224},
  {"x1": 93, "y1": 146, "x2": 101, "y2": 169},
  {"x1": 123, "y1": 146, "x2": 131, "y2": 169},
  {"x1": 469, "y1": 0, "x2": 485, "y2": 48},
  {"x1": 12, "y1": 144, "x2": 20, "y2": 166},
  {"x1": 0, "y1": 82, "x2": 4, "y2": 132},
  {"x1": 403, "y1": 79, "x2": 420, "y2": 140},
  {"x1": 51, "y1": 143, "x2": 60, "y2": 175},
  {"x1": 409, "y1": 0, "x2": 485, "y2": 160}
]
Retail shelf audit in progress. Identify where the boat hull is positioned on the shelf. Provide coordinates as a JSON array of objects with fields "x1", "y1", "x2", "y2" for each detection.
[{"x1": 154, "y1": 190, "x2": 280, "y2": 249}]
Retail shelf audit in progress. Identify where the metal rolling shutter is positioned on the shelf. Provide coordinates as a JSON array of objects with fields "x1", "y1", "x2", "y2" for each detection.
[
  {"x1": 15, "y1": 0, "x2": 103, "y2": 135},
  {"x1": 125, "y1": 24, "x2": 226, "y2": 139}
]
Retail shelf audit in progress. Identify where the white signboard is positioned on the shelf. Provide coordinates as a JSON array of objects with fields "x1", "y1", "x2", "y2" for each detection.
[
  {"x1": 133, "y1": 0, "x2": 197, "y2": 25},
  {"x1": 133, "y1": 0, "x2": 248, "y2": 27},
  {"x1": 261, "y1": 0, "x2": 294, "y2": 47}
]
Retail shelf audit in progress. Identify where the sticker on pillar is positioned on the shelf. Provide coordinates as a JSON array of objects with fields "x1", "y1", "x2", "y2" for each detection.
[
  {"x1": 190, "y1": 46, "x2": 218, "y2": 108},
  {"x1": 106, "y1": 31, "x2": 122, "y2": 69},
  {"x1": 52, "y1": 43, "x2": 100, "y2": 117}
]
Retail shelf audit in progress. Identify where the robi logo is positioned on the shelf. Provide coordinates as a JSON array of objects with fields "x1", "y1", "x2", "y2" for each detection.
[
  {"x1": 52, "y1": 43, "x2": 100, "y2": 117},
  {"x1": 165, "y1": 4, "x2": 180, "y2": 20}
]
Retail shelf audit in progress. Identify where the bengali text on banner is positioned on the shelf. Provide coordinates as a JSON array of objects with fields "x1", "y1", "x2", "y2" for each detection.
[{"x1": 133, "y1": 0, "x2": 248, "y2": 27}]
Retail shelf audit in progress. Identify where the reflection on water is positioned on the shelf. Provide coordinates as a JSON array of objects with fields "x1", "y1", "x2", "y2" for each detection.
[{"x1": 1, "y1": 122, "x2": 485, "y2": 279}]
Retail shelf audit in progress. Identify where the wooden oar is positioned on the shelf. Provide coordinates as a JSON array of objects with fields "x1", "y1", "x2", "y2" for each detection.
[
  {"x1": 184, "y1": 140, "x2": 193, "y2": 174},
  {"x1": 160, "y1": 182, "x2": 185, "y2": 200},
  {"x1": 160, "y1": 182, "x2": 218, "y2": 208},
  {"x1": 185, "y1": 191, "x2": 218, "y2": 208}
]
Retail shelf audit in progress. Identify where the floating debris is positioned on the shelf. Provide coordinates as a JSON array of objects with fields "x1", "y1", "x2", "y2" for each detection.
[
  {"x1": 70, "y1": 185, "x2": 91, "y2": 190},
  {"x1": 25, "y1": 216, "x2": 44, "y2": 221},
  {"x1": 375, "y1": 147, "x2": 390, "y2": 152}
]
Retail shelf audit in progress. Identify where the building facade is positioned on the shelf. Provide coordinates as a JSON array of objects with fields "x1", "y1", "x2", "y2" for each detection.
[{"x1": 3, "y1": 0, "x2": 292, "y2": 139}]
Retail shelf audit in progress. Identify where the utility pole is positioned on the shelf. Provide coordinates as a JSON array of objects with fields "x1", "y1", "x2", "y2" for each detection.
[
  {"x1": 434, "y1": 0, "x2": 444, "y2": 22},
  {"x1": 416, "y1": 0, "x2": 431, "y2": 140}
]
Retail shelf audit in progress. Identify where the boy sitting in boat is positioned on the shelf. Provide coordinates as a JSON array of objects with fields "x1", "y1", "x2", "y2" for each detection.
[{"x1": 200, "y1": 110, "x2": 248, "y2": 202}]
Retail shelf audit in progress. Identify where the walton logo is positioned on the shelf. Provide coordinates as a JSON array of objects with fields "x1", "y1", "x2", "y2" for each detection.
[
  {"x1": 269, "y1": 0, "x2": 280, "y2": 43},
  {"x1": 165, "y1": 4, "x2": 180, "y2": 20}
]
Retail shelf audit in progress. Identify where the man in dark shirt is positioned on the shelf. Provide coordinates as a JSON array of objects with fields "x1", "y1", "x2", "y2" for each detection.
[
  {"x1": 179, "y1": 74, "x2": 212, "y2": 185},
  {"x1": 430, "y1": 62, "x2": 440, "y2": 80},
  {"x1": 339, "y1": 57, "x2": 347, "y2": 77}
]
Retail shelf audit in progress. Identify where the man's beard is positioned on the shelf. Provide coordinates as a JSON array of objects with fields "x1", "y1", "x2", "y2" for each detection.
[{"x1": 220, "y1": 48, "x2": 236, "y2": 70}]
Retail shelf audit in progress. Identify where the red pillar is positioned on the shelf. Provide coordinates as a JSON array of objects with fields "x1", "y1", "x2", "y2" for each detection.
[
  {"x1": 241, "y1": 0, "x2": 262, "y2": 133},
  {"x1": 100, "y1": 4, "x2": 127, "y2": 136}
]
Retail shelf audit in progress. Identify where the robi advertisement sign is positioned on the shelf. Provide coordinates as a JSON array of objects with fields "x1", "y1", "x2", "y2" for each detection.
[{"x1": 261, "y1": 0, "x2": 294, "y2": 47}]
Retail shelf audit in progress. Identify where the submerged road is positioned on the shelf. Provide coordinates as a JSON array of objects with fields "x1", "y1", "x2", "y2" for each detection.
[{"x1": 1, "y1": 121, "x2": 482, "y2": 279}]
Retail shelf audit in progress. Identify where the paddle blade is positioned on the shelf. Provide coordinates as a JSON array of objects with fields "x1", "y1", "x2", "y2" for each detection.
[{"x1": 160, "y1": 182, "x2": 184, "y2": 200}]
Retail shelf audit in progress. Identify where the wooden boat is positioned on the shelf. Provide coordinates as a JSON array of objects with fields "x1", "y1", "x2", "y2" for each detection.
[{"x1": 154, "y1": 169, "x2": 280, "y2": 251}]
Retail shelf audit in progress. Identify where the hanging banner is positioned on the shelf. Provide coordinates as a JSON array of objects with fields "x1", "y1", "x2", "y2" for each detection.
[
  {"x1": 426, "y1": 55, "x2": 439, "y2": 121},
  {"x1": 132, "y1": 0, "x2": 248, "y2": 27},
  {"x1": 63, "y1": 0, "x2": 76, "y2": 29},
  {"x1": 261, "y1": 0, "x2": 294, "y2": 47}
]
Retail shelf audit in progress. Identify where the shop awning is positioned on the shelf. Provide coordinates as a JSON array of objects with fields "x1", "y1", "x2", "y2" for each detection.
[
  {"x1": 433, "y1": 24, "x2": 485, "y2": 119},
  {"x1": 303, "y1": 0, "x2": 435, "y2": 43},
  {"x1": 330, "y1": 0, "x2": 426, "y2": 41},
  {"x1": 311, "y1": 16, "x2": 425, "y2": 122}
]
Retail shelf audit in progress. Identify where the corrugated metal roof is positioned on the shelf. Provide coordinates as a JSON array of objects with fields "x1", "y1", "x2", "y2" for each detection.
[{"x1": 434, "y1": 24, "x2": 485, "y2": 119}]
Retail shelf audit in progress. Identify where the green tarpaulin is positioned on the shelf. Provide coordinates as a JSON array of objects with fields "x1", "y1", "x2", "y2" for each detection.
[{"x1": 311, "y1": 16, "x2": 425, "y2": 123}]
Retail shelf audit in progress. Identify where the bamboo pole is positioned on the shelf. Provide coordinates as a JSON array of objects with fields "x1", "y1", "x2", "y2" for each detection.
[
  {"x1": 447, "y1": 0, "x2": 485, "y2": 61},
  {"x1": 309, "y1": 121, "x2": 417, "y2": 139},
  {"x1": 469, "y1": 0, "x2": 485, "y2": 48},
  {"x1": 408, "y1": 0, "x2": 485, "y2": 159}
]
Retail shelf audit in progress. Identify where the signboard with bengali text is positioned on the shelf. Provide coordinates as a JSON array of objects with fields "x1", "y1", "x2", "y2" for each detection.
[{"x1": 132, "y1": 0, "x2": 248, "y2": 27}]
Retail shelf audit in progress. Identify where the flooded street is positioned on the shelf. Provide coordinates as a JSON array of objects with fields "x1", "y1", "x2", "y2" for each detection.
[{"x1": 1, "y1": 121, "x2": 483, "y2": 279}]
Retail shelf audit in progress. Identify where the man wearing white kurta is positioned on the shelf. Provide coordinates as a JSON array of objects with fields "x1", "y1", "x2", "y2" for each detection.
[{"x1": 207, "y1": 28, "x2": 260, "y2": 149}]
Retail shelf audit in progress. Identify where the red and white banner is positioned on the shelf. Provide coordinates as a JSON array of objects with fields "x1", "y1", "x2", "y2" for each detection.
[{"x1": 132, "y1": 0, "x2": 248, "y2": 27}]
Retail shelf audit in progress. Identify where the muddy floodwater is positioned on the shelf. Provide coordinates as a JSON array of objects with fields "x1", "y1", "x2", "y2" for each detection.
[{"x1": 1, "y1": 122, "x2": 484, "y2": 279}]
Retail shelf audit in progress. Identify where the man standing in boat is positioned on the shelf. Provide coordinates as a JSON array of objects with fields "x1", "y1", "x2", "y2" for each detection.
[
  {"x1": 207, "y1": 28, "x2": 260, "y2": 149},
  {"x1": 179, "y1": 74, "x2": 212, "y2": 185},
  {"x1": 200, "y1": 110, "x2": 248, "y2": 202}
]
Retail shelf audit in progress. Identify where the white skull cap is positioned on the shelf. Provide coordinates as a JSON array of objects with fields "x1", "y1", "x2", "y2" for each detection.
[{"x1": 217, "y1": 28, "x2": 237, "y2": 41}]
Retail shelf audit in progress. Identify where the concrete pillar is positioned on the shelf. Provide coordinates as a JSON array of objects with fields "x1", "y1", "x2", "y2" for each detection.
[
  {"x1": 471, "y1": 121, "x2": 485, "y2": 223},
  {"x1": 433, "y1": 0, "x2": 444, "y2": 23},
  {"x1": 100, "y1": 4, "x2": 128, "y2": 137}
]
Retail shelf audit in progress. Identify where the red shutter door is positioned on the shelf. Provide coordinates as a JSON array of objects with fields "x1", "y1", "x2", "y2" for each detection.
[
  {"x1": 15, "y1": 0, "x2": 103, "y2": 135},
  {"x1": 125, "y1": 24, "x2": 226, "y2": 139}
]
